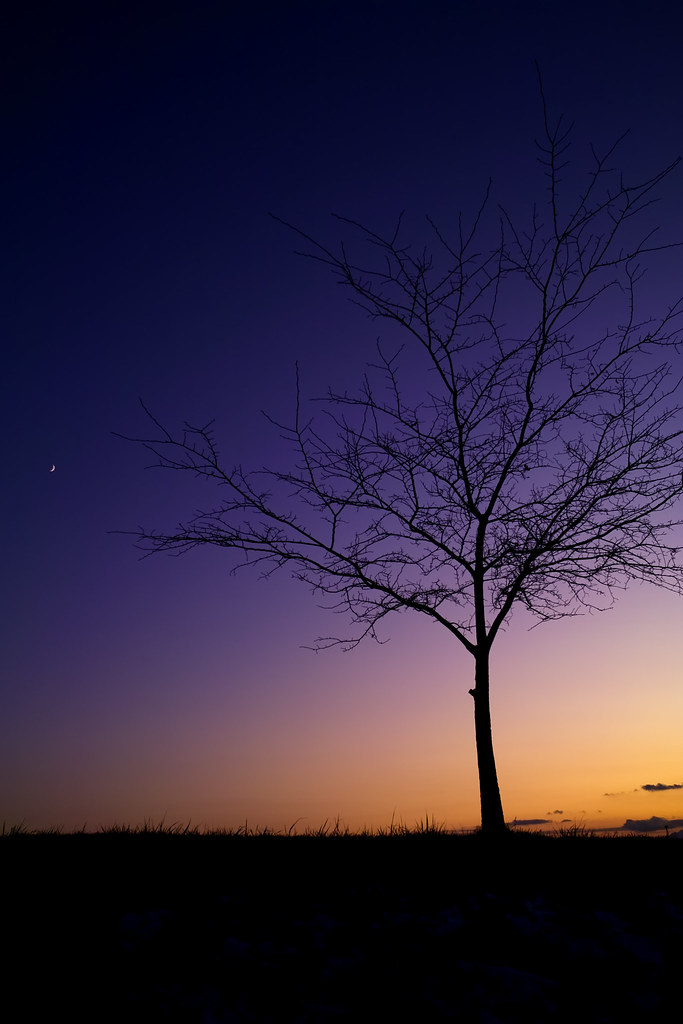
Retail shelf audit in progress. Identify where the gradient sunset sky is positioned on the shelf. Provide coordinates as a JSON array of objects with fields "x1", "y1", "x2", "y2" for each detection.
[{"x1": 4, "y1": 0, "x2": 683, "y2": 834}]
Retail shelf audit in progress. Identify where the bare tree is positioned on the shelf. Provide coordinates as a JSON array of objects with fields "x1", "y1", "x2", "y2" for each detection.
[{"x1": 120, "y1": 84, "x2": 683, "y2": 836}]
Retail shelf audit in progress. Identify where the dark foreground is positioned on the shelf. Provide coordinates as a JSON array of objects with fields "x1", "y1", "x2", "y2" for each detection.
[{"x1": 4, "y1": 831, "x2": 682, "y2": 1022}]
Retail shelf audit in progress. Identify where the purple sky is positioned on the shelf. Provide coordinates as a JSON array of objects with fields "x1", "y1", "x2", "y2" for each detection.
[{"x1": 4, "y1": 0, "x2": 683, "y2": 832}]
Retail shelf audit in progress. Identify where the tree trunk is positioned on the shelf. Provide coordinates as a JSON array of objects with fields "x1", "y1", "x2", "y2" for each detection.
[{"x1": 469, "y1": 648, "x2": 507, "y2": 837}]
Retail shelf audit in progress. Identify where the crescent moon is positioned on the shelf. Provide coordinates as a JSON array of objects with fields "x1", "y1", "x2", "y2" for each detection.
[{"x1": 50, "y1": 465, "x2": 55, "y2": 472}]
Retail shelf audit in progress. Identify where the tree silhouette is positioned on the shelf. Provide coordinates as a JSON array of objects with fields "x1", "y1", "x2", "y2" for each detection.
[{"x1": 120, "y1": 84, "x2": 683, "y2": 836}]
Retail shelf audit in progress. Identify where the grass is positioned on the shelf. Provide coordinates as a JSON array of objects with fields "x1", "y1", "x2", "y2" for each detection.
[
  {"x1": 5, "y1": 813, "x2": 680, "y2": 1022},
  {"x1": 0, "y1": 815, "x2": 666, "y2": 839},
  {"x1": 0, "y1": 813, "x2": 451, "y2": 839}
]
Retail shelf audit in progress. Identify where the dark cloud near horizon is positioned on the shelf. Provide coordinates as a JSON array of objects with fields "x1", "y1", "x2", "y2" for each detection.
[
  {"x1": 620, "y1": 816, "x2": 683, "y2": 832},
  {"x1": 604, "y1": 790, "x2": 639, "y2": 797},
  {"x1": 546, "y1": 809, "x2": 564, "y2": 815},
  {"x1": 510, "y1": 819, "x2": 549, "y2": 826},
  {"x1": 642, "y1": 782, "x2": 683, "y2": 791}
]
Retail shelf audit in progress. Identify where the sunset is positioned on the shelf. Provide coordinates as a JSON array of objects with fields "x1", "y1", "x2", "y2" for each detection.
[
  {"x1": 4, "y1": 2, "x2": 683, "y2": 1016},
  {"x1": 8, "y1": 580, "x2": 681, "y2": 835}
]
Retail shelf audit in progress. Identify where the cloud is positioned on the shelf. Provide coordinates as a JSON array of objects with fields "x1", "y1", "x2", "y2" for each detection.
[
  {"x1": 620, "y1": 816, "x2": 683, "y2": 833},
  {"x1": 641, "y1": 782, "x2": 683, "y2": 792},
  {"x1": 603, "y1": 790, "x2": 639, "y2": 797},
  {"x1": 509, "y1": 818, "x2": 549, "y2": 827},
  {"x1": 545, "y1": 809, "x2": 564, "y2": 816}
]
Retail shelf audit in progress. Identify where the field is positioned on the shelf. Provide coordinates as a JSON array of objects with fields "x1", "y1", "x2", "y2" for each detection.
[{"x1": 4, "y1": 823, "x2": 682, "y2": 1021}]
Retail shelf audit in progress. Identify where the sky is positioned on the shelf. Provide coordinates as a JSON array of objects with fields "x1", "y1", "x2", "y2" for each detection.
[{"x1": 3, "y1": 0, "x2": 683, "y2": 834}]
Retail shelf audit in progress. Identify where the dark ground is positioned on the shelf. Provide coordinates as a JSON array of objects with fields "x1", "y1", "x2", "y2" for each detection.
[{"x1": 4, "y1": 832, "x2": 682, "y2": 1021}]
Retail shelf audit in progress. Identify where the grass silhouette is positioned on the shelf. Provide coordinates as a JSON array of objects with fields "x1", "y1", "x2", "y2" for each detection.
[
  {"x1": 0, "y1": 814, "x2": 666, "y2": 839},
  {"x1": 2, "y1": 813, "x2": 454, "y2": 838},
  {"x1": 4, "y1": 815, "x2": 680, "y2": 1021}
]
